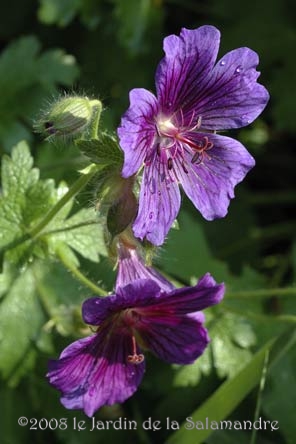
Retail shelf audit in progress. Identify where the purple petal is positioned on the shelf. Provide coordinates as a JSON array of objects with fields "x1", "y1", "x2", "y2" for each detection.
[
  {"x1": 138, "y1": 314, "x2": 210, "y2": 364},
  {"x1": 176, "y1": 133, "x2": 255, "y2": 220},
  {"x1": 118, "y1": 88, "x2": 158, "y2": 178},
  {"x1": 116, "y1": 243, "x2": 174, "y2": 292},
  {"x1": 133, "y1": 153, "x2": 181, "y2": 245},
  {"x1": 156, "y1": 26, "x2": 221, "y2": 116},
  {"x1": 142, "y1": 272, "x2": 225, "y2": 314},
  {"x1": 83, "y1": 279, "x2": 162, "y2": 325},
  {"x1": 193, "y1": 47, "x2": 269, "y2": 130},
  {"x1": 47, "y1": 330, "x2": 145, "y2": 417}
]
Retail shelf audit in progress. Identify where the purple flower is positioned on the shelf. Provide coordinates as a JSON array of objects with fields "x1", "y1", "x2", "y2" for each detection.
[
  {"x1": 47, "y1": 272, "x2": 224, "y2": 416},
  {"x1": 118, "y1": 25, "x2": 269, "y2": 246}
]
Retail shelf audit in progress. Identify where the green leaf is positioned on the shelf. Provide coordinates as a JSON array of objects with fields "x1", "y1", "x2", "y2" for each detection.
[
  {"x1": 38, "y1": 0, "x2": 80, "y2": 27},
  {"x1": 37, "y1": 48, "x2": 79, "y2": 86},
  {"x1": 38, "y1": 0, "x2": 101, "y2": 29},
  {"x1": 46, "y1": 207, "x2": 107, "y2": 263},
  {"x1": 0, "y1": 267, "x2": 45, "y2": 386},
  {"x1": 165, "y1": 327, "x2": 296, "y2": 444},
  {"x1": 0, "y1": 142, "x2": 107, "y2": 271},
  {"x1": 77, "y1": 133, "x2": 124, "y2": 167},
  {"x1": 33, "y1": 260, "x2": 89, "y2": 336},
  {"x1": 173, "y1": 312, "x2": 256, "y2": 387},
  {"x1": 0, "y1": 141, "x2": 55, "y2": 255},
  {"x1": 111, "y1": 0, "x2": 163, "y2": 54}
]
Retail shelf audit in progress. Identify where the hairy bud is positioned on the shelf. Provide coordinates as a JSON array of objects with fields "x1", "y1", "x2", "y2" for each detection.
[{"x1": 35, "y1": 96, "x2": 102, "y2": 141}]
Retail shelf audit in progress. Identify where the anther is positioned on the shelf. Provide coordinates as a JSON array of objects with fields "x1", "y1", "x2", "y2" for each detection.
[
  {"x1": 181, "y1": 161, "x2": 189, "y2": 173},
  {"x1": 127, "y1": 354, "x2": 145, "y2": 364},
  {"x1": 167, "y1": 157, "x2": 173, "y2": 170}
]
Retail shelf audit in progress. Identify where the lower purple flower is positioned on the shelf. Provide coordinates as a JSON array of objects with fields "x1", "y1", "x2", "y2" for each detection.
[{"x1": 47, "y1": 274, "x2": 224, "y2": 416}]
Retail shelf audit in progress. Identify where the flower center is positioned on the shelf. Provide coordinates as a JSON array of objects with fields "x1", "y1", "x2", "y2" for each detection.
[
  {"x1": 155, "y1": 113, "x2": 213, "y2": 170},
  {"x1": 157, "y1": 117, "x2": 178, "y2": 137}
]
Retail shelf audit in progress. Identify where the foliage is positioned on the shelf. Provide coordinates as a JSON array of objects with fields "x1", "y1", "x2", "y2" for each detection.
[{"x1": 1, "y1": 1, "x2": 296, "y2": 444}]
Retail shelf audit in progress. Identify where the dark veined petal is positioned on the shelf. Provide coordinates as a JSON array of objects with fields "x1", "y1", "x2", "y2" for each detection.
[
  {"x1": 47, "y1": 330, "x2": 145, "y2": 417},
  {"x1": 82, "y1": 279, "x2": 162, "y2": 326},
  {"x1": 118, "y1": 88, "x2": 159, "y2": 178},
  {"x1": 176, "y1": 133, "x2": 255, "y2": 220},
  {"x1": 138, "y1": 313, "x2": 210, "y2": 364},
  {"x1": 141, "y1": 272, "x2": 225, "y2": 314},
  {"x1": 191, "y1": 47, "x2": 269, "y2": 130},
  {"x1": 156, "y1": 26, "x2": 221, "y2": 116},
  {"x1": 133, "y1": 153, "x2": 181, "y2": 246},
  {"x1": 116, "y1": 243, "x2": 175, "y2": 292}
]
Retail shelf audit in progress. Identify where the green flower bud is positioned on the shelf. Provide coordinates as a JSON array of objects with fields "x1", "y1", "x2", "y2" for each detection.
[{"x1": 35, "y1": 96, "x2": 102, "y2": 141}]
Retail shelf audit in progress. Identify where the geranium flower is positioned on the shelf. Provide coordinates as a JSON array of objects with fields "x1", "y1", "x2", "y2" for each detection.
[
  {"x1": 118, "y1": 25, "x2": 269, "y2": 245},
  {"x1": 47, "y1": 243, "x2": 224, "y2": 416}
]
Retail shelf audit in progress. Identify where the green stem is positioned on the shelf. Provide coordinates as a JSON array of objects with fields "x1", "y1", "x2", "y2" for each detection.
[
  {"x1": 89, "y1": 100, "x2": 102, "y2": 139},
  {"x1": 226, "y1": 286, "x2": 296, "y2": 299},
  {"x1": 57, "y1": 248, "x2": 107, "y2": 296},
  {"x1": 30, "y1": 166, "x2": 98, "y2": 238}
]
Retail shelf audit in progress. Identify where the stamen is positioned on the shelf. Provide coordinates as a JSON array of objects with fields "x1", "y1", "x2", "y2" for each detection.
[
  {"x1": 191, "y1": 152, "x2": 202, "y2": 164},
  {"x1": 181, "y1": 161, "x2": 189, "y2": 173},
  {"x1": 127, "y1": 336, "x2": 145, "y2": 365},
  {"x1": 190, "y1": 136, "x2": 214, "y2": 165}
]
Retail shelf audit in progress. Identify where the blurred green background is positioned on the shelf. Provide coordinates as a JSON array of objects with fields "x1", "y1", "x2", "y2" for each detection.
[{"x1": 0, "y1": 1, "x2": 296, "y2": 443}]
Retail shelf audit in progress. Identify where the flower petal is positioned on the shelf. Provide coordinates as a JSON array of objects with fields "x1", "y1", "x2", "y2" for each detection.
[
  {"x1": 138, "y1": 314, "x2": 210, "y2": 364},
  {"x1": 156, "y1": 26, "x2": 221, "y2": 116},
  {"x1": 116, "y1": 244, "x2": 174, "y2": 292},
  {"x1": 144, "y1": 272, "x2": 225, "y2": 314},
  {"x1": 193, "y1": 47, "x2": 269, "y2": 130},
  {"x1": 82, "y1": 279, "x2": 162, "y2": 325},
  {"x1": 176, "y1": 133, "x2": 255, "y2": 220},
  {"x1": 133, "y1": 153, "x2": 181, "y2": 245},
  {"x1": 118, "y1": 88, "x2": 159, "y2": 178},
  {"x1": 47, "y1": 330, "x2": 145, "y2": 417}
]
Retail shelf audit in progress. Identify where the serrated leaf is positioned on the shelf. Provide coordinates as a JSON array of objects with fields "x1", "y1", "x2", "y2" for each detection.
[
  {"x1": 46, "y1": 207, "x2": 107, "y2": 263},
  {"x1": 173, "y1": 312, "x2": 256, "y2": 387},
  {"x1": 1, "y1": 143, "x2": 107, "y2": 270},
  {"x1": 0, "y1": 141, "x2": 55, "y2": 253},
  {"x1": 77, "y1": 133, "x2": 124, "y2": 167},
  {"x1": 173, "y1": 350, "x2": 211, "y2": 387},
  {"x1": 210, "y1": 313, "x2": 257, "y2": 378},
  {"x1": 0, "y1": 266, "x2": 45, "y2": 386}
]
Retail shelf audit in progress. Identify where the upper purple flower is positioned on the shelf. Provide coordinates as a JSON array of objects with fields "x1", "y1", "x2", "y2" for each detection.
[
  {"x1": 118, "y1": 25, "x2": 269, "y2": 245},
  {"x1": 47, "y1": 272, "x2": 224, "y2": 416}
]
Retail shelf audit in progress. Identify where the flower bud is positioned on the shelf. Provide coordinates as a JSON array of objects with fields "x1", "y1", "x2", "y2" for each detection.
[{"x1": 35, "y1": 96, "x2": 102, "y2": 140}]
